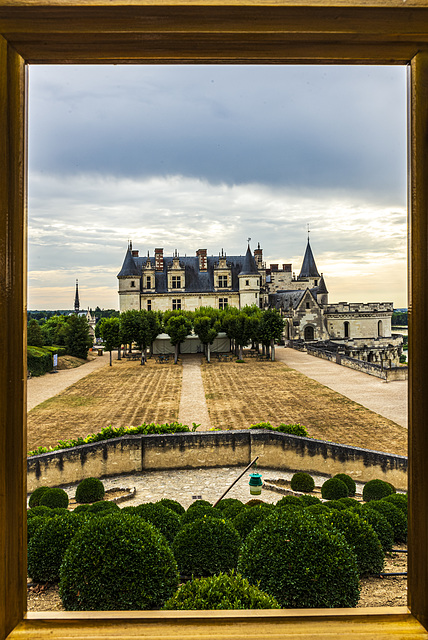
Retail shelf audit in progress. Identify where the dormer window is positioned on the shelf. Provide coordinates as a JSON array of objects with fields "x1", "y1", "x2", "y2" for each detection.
[
  {"x1": 306, "y1": 302, "x2": 310, "y2": 309},
  {"x1": 218, "y1": 275, "x2": 228, "y2": 288},
  {"x1": 172, "y1": 276, "x2": 181, "y2": 289},
  {"x1": 146, "y1": 276, "x2": 151, "y2": 289}
]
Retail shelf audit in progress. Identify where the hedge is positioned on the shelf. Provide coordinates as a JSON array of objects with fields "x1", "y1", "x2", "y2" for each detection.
[{"x1": 27, "y1": 346, "x2": 53, "y2": 377}]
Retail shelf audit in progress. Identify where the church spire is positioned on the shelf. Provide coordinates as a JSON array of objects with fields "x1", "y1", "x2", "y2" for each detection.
[
  {"x1": 299, "y1": 237, "x2": 320, "y2": 279},
  {"x1": 74, "y1": 279, "x2": 80, "y2": 313}
]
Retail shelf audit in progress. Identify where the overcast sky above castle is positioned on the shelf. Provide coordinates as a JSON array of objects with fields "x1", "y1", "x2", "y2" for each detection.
[{"x1": 28, "y1": 65, "x2": 407, "y2": 310}]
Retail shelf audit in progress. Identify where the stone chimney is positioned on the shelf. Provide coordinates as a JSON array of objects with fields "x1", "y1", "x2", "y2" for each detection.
[
  {"x1": 196, "y1": 248, "x2": 207, "y2": 272},
  {"x1": 270, "y1": 264, "x2": 279, "y2": 271},
  {"x1": 254, "y1": 243, "x2": 263, "y2": 266},
  {"x1": 155, "y1": 248, "x2": 164, "y2": 271},
  {"x1": 131, "y1": 250, "x2": 139, "y2": 258},
  {"x1": 282, "y1": 264, "x2": 292, "y2": 272}
]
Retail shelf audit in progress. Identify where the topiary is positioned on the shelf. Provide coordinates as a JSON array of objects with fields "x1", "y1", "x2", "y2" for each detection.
[
  {"x1": 382, "y1": 493, "x2": 407, "y2": 515},
  {"x1": 39, "y1": 487, "x2": 69, "y2": 509},
  {"x1": 290, "y1": 472, "x2": 315, "y2": 493},
  {"x1": 305, "y1": 504, "x2": 331, "y2": 516},
  {"x1": 238, "y1": 509, "x2": 360, "y2": 608},
  {"x1": 187, "y1": 499, "x2": 212, "y2": 510},
  {"x1": 73, "y1": 504, "x2": 91, "y2": 514},
  {"x1": 163, "y1": 572, "x2": 281, "y2": 610},
  {"x1": 321, "y1": 478, "x2": 349, "y2": 500},
  {"x1": 362, "y1": 479, "x2": 394, "y2": 502},
  {"x1": 324, "y1": 509, "x2": 384, "y2": 577},
  {"x1": 86, "y1": 501, "x2": 120, "y2": 515},
  {"x1": 216, "y1": 498, "x2": 244, "y2": 512},
  {"x1": 333, "y1": 474, "x2": 356, "y2": 497},
  {"x1": 27, "y1": 505, "x2": 52, "y2": 519},
  {"x1": 363, "y1": 501, "x2": 407, "y2": 543},
  {"x1": 59, "y1": 513, "x2": 179, "y2": 610},
  {"x1": 28, "y1": 514, "x2": 81, "y2": 583},
  {"x1": 299, "y1": 494, "x2": 321, "y2": 507},
  {"x1": 156, "y1": 498, "x2": 185, "y2": 516},
  {"x1": 134, "y1": 503, "x2": 181, "y2": 543},
  {"x1": 245, "y1": 499, "x2": 266, "y2": 507},
  {"x1": 358, "y1": 508, "x2": 394, "y2": 553},
  {"x1": 181, "y1": 505, "x2": 222, "y2": 526},
  {"x1": 221, "y1": 502, "x2": 246, "y2": 520},
  {"x1": 29, "y1": 486, "x2": 50, "y2": 508},
  {"x1": 172, "y1": 516, "x2": 241, "y2": 578},
  {"x1": 276, "y1": 495, "x2": 302, "y2": 508},
  {"x1": 75, "y1": 477, "x2": 105, "y2": 504},
  {"x1": 324, "y1": 500, "x2": 348, "y2": 511},
  {"x1": 27, "y1": 515, "x2": 46, "y2": 542},
  {"x1": 232, "y1": 504, "x2": 275, "y2": 540},
  {"x1": 337, "y1": 497, "x2": 361, "y2": 509}
]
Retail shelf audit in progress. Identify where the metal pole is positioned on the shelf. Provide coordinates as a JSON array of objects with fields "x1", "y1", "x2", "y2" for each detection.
[{"x1": 212, "y1": 456, "x2": 259, "y2": 507}]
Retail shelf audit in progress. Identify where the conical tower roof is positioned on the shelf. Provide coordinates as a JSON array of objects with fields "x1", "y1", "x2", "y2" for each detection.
[
  {"x1": 317, "y1": 273, "x2": 328, "y2": 294},
  {"x1": 239, "y1": 244, "x2": 259, "y2": 276},
  {"x1": 299, "y1": 239, "x2": 320, "y2": 278},
  {"x1": 74, "y1": 279, "x2": 80, "y2": 313},
  {"x1": 117, "y1": 246, "x2": 140, "y2": 277}
]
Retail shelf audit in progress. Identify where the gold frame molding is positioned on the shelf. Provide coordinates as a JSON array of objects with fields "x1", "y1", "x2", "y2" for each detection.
[{"x1": 1, "y1": 2, "x2": 428, "y2": 639}]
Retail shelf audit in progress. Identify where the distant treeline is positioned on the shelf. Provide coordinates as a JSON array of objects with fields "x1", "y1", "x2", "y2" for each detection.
[
  {"x1": 392, "y1": 310, "x2": 408, "y2": 326},
  {"x1": 27, "y1": 307, "x2": 119, "y2": 322}
]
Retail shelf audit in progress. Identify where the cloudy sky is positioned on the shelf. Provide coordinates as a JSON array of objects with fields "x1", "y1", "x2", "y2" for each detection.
[{"x1": 28, "y1": 64, "x2": 408, "y2": 310}]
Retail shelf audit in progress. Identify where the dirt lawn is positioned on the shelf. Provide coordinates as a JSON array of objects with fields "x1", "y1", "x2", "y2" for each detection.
[
  {"x1": 201, "y1": 361, "x2": 407, "y2": 456},
  {"x1": 27, "y1": 359, "x2": 182, "y2": 451}
]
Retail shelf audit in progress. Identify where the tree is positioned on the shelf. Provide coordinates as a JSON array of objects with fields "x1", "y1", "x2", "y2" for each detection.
[
  {"x1": 99, "y1": 317, "x2": 121, "y2": 366},
  {"x1": 27, "y1": 319, "x2": 44, "y2": 347},
  {"x1": 165, "y1": 313, "x2": 193, "y2": 364},
  {"x1": 65, "y1": 314, "x2": 93, "y2": 359},
  {"x1": 259, "y1": 309, "x2": 285, "y2": 361},
  {"x1": 120, "y1": 310, "x2": 140, "y2": 353},
  {"x1": 193, "y1": 310, "x2": 221, "y2": 363}
]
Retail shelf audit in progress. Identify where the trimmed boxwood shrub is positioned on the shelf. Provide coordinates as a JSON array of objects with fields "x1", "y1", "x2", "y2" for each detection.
[
  {"x1": 363, "y1": 501, "x2": 407, "y2": 543},
  {"x1": 59, "y1": 513, "x2": 179, "y2": 610},
  {"x1": 382, "y1": 493, "x2": 407, "y2": 515},
  {"x1": 333, "y1": 474, "x2": 356, "y2": 497},
  {"x1": 29, "y1": 486, "x2": 50, "y2": 508},
  {"x1": 325, "y1": 509, "x2": 384, "y2": 577},
  {"x1": 172, "y1": 516, "x2": 241, "y2": 577},
  {"x1": 27, "y1": 505, "x2": 52, "y2": 519},
  {"x1": 181, "y1": 505, "x2": 222, "y2": 526},
  {"x1": 362, "y1": 479, "x2": 394, "y2": 502},
  {"x1": 75, "y1": 477, "x2": 105, "y2": 504},
  {"x1": 358, "y1": 508, "x2": 394, "y2": 553},
  {"x1": 39, "y1": 488, "x2": 69, "y2": 509},
  {"x1": 187, "y1": 499, "x2": 212, "y2": 510},
  {"x1": 245, "y1": 499, "x2": 265, "y2": 507},
  {"x1": 156, "y1": 498, "x2": 185, "y2": 516},
  {"x1": 290, "y1": 472, "x2": 315, "y2": 493},
  {"x1": 324, "y1": 500, "x2": 348, "y2": 511},
  {"x1": 299, "y1": 495, "x2": 321, "y2": 507},
  {"x1": 28, "y1": 514, "x2": 81, "y2": 583},
  {"x1": 73, "y1": 504, "x2": 91, "y2": 514},
  {"x1": 134, "y1": 503, "x2": 181, "y2": 543},
  {"x1": 321, "y1": 478, "x2": 349, "y2": 500},
  {"x1": 238, "y1": 509, "x2": 360, "y2": 608},
  {"x1": 221, "y1": 502, "x2": 246, "y2": 520},
  {"x1": 337, "y1": 497, "x2": 361, "y2": 509},
  {"x1": 163, "y1": 572, "x2": 281, "y2": 610},
  {"x1": 27, "y1": 515, "x2": 46, "y2": 542},
  {"x1": 216, "y1": 498, "x2": 244, "y2": 512},
  {"x1": 276, "y1": 495, "x2": 302, "y2": 508},
  {"x1": 87, "y1": 501, "x2": 120, "y2": 515},
  {"x1": 305, "y1": 504, "x2": 331, "y2": 516},
  {"x1": 232, "y1": 504, "x2": 275, "y2": 540}
]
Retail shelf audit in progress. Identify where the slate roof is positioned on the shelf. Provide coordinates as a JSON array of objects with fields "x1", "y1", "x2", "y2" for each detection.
[
  {"x1": 298, "y1": 239, "x2": 320, "y2": 278},
  {"x1": 118, "y1": 248, "x2": 259, "y2": 293},
  {"x1": 269, "y1": 287, "x2": 321, "y2": 311},
  {"x1": 317, "y1": 274, "x2": 328, "y2": 294},
  {"x1": 239, "y1": 245, "x2": 260, "y2": 276}
]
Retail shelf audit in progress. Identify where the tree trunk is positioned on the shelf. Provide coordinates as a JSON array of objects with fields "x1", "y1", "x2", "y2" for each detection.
[
  {"x1": 175, "y1": 343, "x2": 179, "y2": 364},
  {"x1": 271, "y1": 339, "x2": 275, "y2": 361},
  {"x1": 207, "y1": 343, "x2": 210, "y2": 363},
  {"x1": 109, "y1": 350, "x2": 112, "y2": 366},
  {"x1": 140, "y1": 351, "x2": 146, "y2": 365},
  {"x1": 117, "y1": 345, "x2": 121, "y2": 360}
]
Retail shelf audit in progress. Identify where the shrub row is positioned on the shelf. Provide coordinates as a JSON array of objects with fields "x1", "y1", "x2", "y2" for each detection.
[
  {"x1": 249, "y1": 422, "x2": 308, "y2": 437},
  {"x1": 27, "y1": 346, "x2": 53, "y2": 377}
]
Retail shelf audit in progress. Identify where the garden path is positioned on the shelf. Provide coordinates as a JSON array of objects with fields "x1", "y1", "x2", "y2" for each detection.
[{"x1": 178, "y1": 354, "x2": 211, "y2": 430}]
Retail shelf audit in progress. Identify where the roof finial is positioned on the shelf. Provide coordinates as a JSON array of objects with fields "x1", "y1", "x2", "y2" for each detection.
[
  {"x1": 247, "y1": 237, "x2": 251, "y2": 247},
  {"x1": 74, "y1": 279, "x2": 80, "y2": 314},
  {"x1": 130, "y1": 240, "x2": 133, "y2": 251},
  {"x1": 307, "y1": 224, "x2": 310, "y2": 241}
]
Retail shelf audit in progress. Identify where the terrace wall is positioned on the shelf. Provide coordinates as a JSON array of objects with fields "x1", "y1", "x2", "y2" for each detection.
[{"x1": 27, "y1": 430, "x2": 407, "y2": 493}]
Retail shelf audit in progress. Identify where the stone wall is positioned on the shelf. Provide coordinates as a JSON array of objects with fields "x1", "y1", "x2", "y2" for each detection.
[
  {"x1": 306, "y1": 345, "x2": 408, "y2": 380},
  {"x1": 27, "y1": 430, "x2": 407, "y2": 493}
]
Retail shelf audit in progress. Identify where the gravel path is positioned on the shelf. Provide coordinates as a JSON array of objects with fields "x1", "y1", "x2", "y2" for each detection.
[
  {"x1": 178, "y1": 354, "x2": 211, "y2": 430},
  {"x1": 275, "y1": 346, "x2": 407, "y2": 428},
  {"x1": 27, "y1": 352, "x2": 110, "y2": 411}
]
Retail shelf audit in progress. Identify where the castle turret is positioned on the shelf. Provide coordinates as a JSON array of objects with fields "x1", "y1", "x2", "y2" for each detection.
[
  {"x1": 316, "y1": 273, "x2": 328, "y2": 306},
  {"x1": 117, "y1": 243, "x2": 141, "y2": 311},
  {"x1": 238, "y1": 244, "x2": 261, "y2": 309}
]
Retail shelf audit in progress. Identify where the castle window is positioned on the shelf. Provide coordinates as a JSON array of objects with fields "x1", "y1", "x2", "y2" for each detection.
[
  {"x1": 246, "y1": 279, "x2": 249, "y2": 286},
  {"x1": 172, "y1": 299, "x2": 182, "y2": 310},
  {"x1": 172, "y1": 276, "x2": 181, "y2": 289},
  {"x1": 306, "y1": 302, "x2": 310, "y2": 309},
  {"x1": 130, "y1": 281, "x2": 135, "y2": 288},
  {"x1": 344, "y1": 321, "x2": 350, "y2": 338},
  {"x1": 146, "y1": 276, "x2": 151, "y2": 289},
  {"x1": 219, "y1": 298, "x2": 228, "y2": 310},
  {"x1": 218, "y1": 275, "x2": 228, "y2": 288},
  {"x1": 378, "y1": 320, "x2": 383, "y2": 337},
  {"x1": 314, "y1": 279, "x2": 318, "y2": 286},
  {"x1": 147, "y1": 300, "x2": 151, "y2": 311}
]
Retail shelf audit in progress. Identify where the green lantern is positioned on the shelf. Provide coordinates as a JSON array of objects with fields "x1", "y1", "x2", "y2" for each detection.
[{"x1": 249, "y1": 472, "x2": 263, "y2": 495}]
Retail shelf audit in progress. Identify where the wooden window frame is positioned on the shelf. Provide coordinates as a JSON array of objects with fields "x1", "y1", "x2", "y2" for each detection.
[{"x1": 1, "y1": 2, "x2": 428, "y2": 638}]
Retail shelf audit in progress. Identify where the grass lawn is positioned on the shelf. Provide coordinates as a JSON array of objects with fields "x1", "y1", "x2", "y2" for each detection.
[
  {"x1": 201, "y1": 360, "x2": 407, "y2": 456},
  {"x1": 27, "y1": 359, "x2": 182, "y2": 451}
]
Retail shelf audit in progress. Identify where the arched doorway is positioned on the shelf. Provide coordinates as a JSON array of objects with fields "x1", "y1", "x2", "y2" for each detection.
[{"x1": 304, "y1": 325, "x2": 314, "y2": 341}]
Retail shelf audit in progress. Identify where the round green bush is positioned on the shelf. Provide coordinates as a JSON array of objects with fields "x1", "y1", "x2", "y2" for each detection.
[
  {"x1": 75, "y1": 477, "x2": 105, "y2": 504},
  {"x1": 156, "y1": 498, "x2": 185, "y2": 516},
  {"x1": 86, "y1": 501, "x2": 120, "y2": 515},
  {"x1": 187, "y1": 499, "x2": 212, "y2": 510},
  {"x1": 363, "y1": 501, "x2": 407, "y2": 543},
  {"x1": 232, "y1": 504, "x2": 275, "y2": 540},
  {"x1": 382, "y1": 493, "x2": 407, "y2": 515},
  {"x1": 321, "y1": 478, "x2": 349, "y2": 500},
  {"x1": 362, "y1": 479, "x2": 394, "y2": 502},
  {"x1": 337, "y1": 497, "x2": 361, "y2": 509},
  {"x1": 134, "y1": 503, "x2": 181, "y2": 543},
  {"x1": 27, "y1": 515, "x2": 46, "y2": 542},
  {"x1": 245, "y1": 499, "x2": 265, "y2": 507},
  {"x1": 358, "y1": 508, "x2": 394, "y2": 553},
  {"x1": 59, "y1": 513, "x2": 179, "y2": 610},
  {"x1": 325, "y1": 509, "x2": 384, "y2": 577},
  {"x1": 172, "y1": 516, "x2": 241, "y2": 577},
  {"x1": 27, "y1": 505, "x2": 52, "y2": 519},
  {"x1": 28, "y1": 514, "x2": 81, "y2": 582},
  {"x1": 299, "y1": 495, "x2": 321, "y2": 507},
  {"x1": 238, "y1": 509, "x2": 360, "y2": 608},
  {"x1": 163, "y1": 572, "x2": 281, "y2": 610},
  {"x1": 277, "y1": 423, "x2": 308, "y2": 437},
  {"x1": 29, "y1": 486, "x2": 50, "y2": 508},
  {"x1": 39, "y1": 488, "x2": 69, "y2": 509},
  {"x1": 221, "y1": 502, "x2": 246, "y2": 520},
  {"x1": 216, "y1": 498, "x2": 244, "y2": 511},
  {"x1": 290, "y1": 472, "x2": 315, "y2": 493},
  {"x1": 181, "y1": 505, "x2": 222, "y2": 526},
  {"x1": 73, "y1": 504, "x2": 91, "y2": 514},
  {"x1": 305, "y1": 504, "x2": 330, "y2": 516},
  {"x1": 276, "y1": 495, "x2": 302, "y2": 508},
  {"x1": 324, "y1": 500, "x2": 348, "y2": 511},
  {"x1": 333, "y1": 474, "x2": 356, "y2": 497}
]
